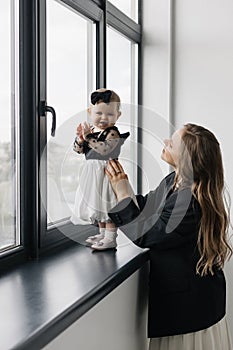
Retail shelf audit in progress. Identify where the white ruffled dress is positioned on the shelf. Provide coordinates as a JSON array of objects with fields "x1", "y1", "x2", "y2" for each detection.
[{"x1": 70, "y1": 126, "x2": 129, "y2": 225}]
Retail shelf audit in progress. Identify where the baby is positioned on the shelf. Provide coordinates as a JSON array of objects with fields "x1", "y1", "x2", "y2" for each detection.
[{"x1": 70, "y1": 88, "x2": 129, "y2": 250}]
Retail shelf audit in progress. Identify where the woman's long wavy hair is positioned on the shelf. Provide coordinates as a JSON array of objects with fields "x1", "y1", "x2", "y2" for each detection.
[{"x1": 174, "y1": 123, "x2": 232, "y2": 276}]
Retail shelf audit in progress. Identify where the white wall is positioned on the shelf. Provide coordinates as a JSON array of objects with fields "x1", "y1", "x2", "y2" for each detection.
[
  {"x1": 142, "y1": 0, "x2": 233, "y2": 337},
  {"x1": 140, "y1": 0, "x2": 170, "y2": 192},
  {"x1": 44, "y1": 266, "x2": 149, "y2": 350}
]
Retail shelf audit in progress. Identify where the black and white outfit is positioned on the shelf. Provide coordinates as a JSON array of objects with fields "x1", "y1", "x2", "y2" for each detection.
[
  {"x1": 108, "y1": 172, "x2": 232, "y2": 350},
  {"x1": 70, "y1": 126, "x2": 129, "y2": 225}
]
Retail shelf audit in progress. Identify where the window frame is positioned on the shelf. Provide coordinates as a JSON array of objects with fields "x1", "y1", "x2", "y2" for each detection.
[
  {"x1": 0, "y1": 0, "x2": 142, "y2": 265},
  {"x1": 39, "y1": 0, "x2": 105, "y2": 250},
  {"x1": 0, "y1": 0, "x2": 39, "y2": 268}
]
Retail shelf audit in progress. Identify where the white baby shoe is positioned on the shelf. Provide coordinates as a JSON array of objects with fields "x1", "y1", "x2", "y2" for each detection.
[
  {"x1": 85, "y1": 233, "x2": 105, "y2": 244},
  {"x1": 91, "y1": 237, "x2": 117, "y2": 250},
  {"x1": 91, "y1": 230, "x2": 117, "y2": 251}
]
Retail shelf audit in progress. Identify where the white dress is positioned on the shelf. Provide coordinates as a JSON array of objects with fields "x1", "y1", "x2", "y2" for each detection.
[
  {"x1": 149, "y1": 316, "x2": 233, "y2": 350},
  {"x1": 70, "y1": 126, "x2": 129, "y2": 225},
  {"x1": 71, "y1": 159, "x2": 117, "y2": 224}
]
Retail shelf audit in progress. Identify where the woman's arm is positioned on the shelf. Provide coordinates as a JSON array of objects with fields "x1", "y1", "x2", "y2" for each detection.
[
  {"x1": 109, "y1": 190, "x2": 199, "y2": 249},
  {"x1": 106, "y1": 160, "x2": 200, "y2": 249},
  {"x1": 105, "y1": 159, "x2": 133, "y2": 202}
]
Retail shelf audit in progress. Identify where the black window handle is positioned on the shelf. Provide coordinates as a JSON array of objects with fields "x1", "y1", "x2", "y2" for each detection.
[{"x1": 40, "y1": 101, "x2": 56, "y2": 137}]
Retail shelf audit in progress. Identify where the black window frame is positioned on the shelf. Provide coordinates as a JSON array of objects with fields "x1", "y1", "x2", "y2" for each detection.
[{"x1": 0, "y1": 0, "x2": 142, "y2": 268}]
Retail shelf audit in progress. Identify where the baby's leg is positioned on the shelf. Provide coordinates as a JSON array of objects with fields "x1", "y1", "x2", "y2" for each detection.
[
  {"x1": 85, "y1": 221, "x2": 106, "y2": 244},
  {"x1": 98, "y1": 222, "x2": 106, "y2": 237},
  {"x1": 91, "y1": 222, "x2": 117, "y2": 250}
]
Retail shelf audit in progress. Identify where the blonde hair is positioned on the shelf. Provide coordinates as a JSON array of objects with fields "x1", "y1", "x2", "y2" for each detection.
[{"x1": 174, "y1": 123, "x2": 232, "y2": 276}]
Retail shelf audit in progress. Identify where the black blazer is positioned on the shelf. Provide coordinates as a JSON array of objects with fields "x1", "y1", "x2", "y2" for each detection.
[{"x1": 108, "y1": 172, "x2": 226, "y2": 338}]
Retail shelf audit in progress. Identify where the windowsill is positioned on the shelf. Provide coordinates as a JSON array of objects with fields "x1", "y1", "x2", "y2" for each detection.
[{"x1": 0, "y1": 231, "x2": 149, "y2": 350}]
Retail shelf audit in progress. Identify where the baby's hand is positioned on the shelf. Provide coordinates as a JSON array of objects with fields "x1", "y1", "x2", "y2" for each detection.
[
  {"x1": 76, "y1": 123, "x2": 84, "y2": 142},
  {"x1": 82, "y1": 121, "x2": 93, "y2": 139}
]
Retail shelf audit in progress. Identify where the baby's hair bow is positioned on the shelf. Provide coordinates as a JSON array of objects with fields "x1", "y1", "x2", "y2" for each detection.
[{"x1": 91, "y1": 90, "x2": 112, "y2": 105}]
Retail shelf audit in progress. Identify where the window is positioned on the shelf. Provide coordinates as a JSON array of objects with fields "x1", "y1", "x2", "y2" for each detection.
[
  {"x1": 0, "y1": 0, "x2": 20, "y2": 252},
  {"x1": 109, "y1": 0, "x2": 138, "y2": 22},
  {"x1": 0, "y1": 0, "x2": 141, "y2": 261},
  {"x1": 107, "y1": 27, "x2": 138, "y2": 190},
  {"x1": 46, "y1": 0, "x2": 96, "y2": 226}
]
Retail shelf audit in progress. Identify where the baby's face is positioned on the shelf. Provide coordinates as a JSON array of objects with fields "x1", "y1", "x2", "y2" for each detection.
[{"x1": 89, "y1": 102, "x2": 121, "y2": 130}]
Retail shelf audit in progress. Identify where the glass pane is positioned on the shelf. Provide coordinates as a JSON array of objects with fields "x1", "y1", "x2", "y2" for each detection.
[
  {"x1": 109, "y1": 0, "x2": 138, "y2": 22},
  {"x1": 107, "y1": 26, "x2": 138, "y2": 192},
  {"x1": 46, "y1": 0, "x2": 96, "y2": 225},
  {"x1": 0, "y1": 0, "x2": 20, "y2": 251}
]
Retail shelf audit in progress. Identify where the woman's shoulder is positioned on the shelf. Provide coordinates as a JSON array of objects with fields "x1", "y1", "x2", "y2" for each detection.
[
  {"x1": 164, "y1": 171, "x2": 176, "y2": 181},
  {"x1": 163, "y1": 173, "x2": 200, "y2": 211},
  {"x1": 160, "y1": 171, "x2": 176, "y2": 188}
]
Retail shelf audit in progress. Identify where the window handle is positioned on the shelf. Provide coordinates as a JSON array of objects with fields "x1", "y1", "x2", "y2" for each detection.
[{"x1": 40, "y1": 101, "x2": 56, "y2": 137}]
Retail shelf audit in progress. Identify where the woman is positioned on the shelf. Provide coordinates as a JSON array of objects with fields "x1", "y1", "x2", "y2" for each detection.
[{"x1": 106, "y1": 123, "x2": 233, "y2": 350}]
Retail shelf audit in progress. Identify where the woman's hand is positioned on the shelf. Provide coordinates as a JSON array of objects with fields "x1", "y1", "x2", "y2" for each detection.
[{"x1": 105, "y1": 159, "x2": 131, "y2": 202}]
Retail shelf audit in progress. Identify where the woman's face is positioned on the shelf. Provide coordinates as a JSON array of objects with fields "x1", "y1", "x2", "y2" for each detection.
[{"x1": 161, "y1": 128, "x2": 184, "y2": 167}]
